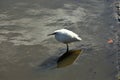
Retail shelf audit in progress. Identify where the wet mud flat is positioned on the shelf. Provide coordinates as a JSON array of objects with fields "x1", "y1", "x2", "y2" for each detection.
[
  {"x1": 0, "y1": 0, "x2": 119, "y2": 80},
  {"x1": 113, "y1": 0, "x2": 120, "y2": 79}
]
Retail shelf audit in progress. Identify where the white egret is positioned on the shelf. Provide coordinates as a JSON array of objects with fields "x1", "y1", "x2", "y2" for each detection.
[{"x1": 48, "y1": 29, "x2": 82, "y2": 52}]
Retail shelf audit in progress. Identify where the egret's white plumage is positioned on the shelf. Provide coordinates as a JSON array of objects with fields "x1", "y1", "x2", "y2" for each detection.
[{"x1": 48, "y1": 29, "x2": 82, "y2": 52}]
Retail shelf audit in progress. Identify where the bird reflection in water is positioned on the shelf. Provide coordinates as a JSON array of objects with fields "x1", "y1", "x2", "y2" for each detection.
[
  {"x1": 57, "y1": 49, "x2": 82, "y2": 68},
  {"x1": 38, "y1": 49, "x2": 82, "y2": 70}
]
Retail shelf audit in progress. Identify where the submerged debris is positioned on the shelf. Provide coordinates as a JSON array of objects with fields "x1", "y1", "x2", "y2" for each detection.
[{"x1": 107, "y1": 39, "x2": 114, "y2": 44}]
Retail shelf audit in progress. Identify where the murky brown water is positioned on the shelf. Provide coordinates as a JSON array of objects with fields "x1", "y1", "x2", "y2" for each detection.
[{"x1": 0, "y1": 0, "x2": 118, "y2": 80}]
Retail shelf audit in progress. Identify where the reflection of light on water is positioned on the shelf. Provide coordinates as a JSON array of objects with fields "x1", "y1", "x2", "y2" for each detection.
[
  {"x1": 0, "y1": 35, "x2": 7, "y2": 43},
  {"x1": 0, "y1": 14, "x2": 9, "y2": 20}
]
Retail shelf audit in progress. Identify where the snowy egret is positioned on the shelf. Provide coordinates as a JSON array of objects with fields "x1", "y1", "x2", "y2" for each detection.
[{"x1": 48, "y1": 29, "x2": 82, "y2": 52}]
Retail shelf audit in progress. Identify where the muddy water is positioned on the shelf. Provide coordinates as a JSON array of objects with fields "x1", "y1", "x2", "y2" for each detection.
[{"x1": 0, "y1": 0, "x2": 117, "y2": 80}]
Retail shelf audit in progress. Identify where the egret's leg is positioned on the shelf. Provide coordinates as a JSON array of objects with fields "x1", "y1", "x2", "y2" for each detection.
[{"x1": 66, "y1": 44, "x2": 69, "y2": 53}]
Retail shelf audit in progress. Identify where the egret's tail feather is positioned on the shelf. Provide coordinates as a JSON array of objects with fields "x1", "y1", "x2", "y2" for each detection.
[{"x1": 77, "y1": 37, "x2": 82, "y2": 41}]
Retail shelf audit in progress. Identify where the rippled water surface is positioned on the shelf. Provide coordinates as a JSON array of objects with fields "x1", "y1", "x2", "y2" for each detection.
[{"x1": 0, "y1": 0, "x2": 117, "y2": 80}]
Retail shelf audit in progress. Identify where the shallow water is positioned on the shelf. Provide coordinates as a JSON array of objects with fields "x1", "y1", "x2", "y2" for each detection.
[{"x1": 0, "y1": 0, "x2": 118, "y2": 80}]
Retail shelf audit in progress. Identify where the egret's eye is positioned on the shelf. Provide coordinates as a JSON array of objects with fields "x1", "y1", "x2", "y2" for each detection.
[{"x1": 54, "y1": 32, "x2": 58, "y2": 35}]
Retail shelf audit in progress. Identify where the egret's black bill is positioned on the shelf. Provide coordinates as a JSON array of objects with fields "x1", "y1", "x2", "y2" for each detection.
[{"x1": 48, "y1": 33, "x2": 56, "y2": 36}]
